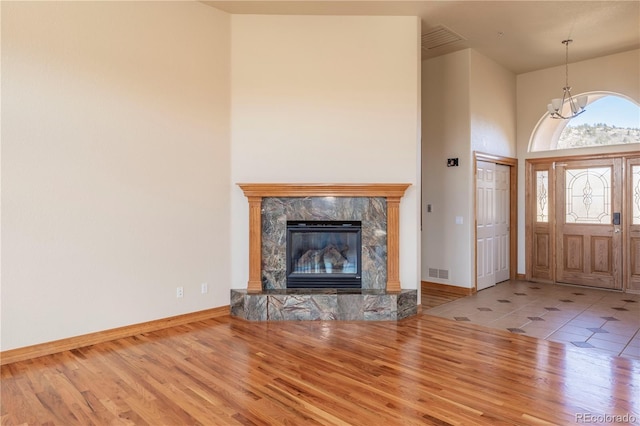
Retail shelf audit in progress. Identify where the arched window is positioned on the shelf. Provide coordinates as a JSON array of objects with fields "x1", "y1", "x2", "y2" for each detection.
[{"x1": 529, "y1": 93, "x2": 640, "y2": 152}]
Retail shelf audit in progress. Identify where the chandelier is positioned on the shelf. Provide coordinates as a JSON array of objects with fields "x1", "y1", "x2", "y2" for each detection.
[{"x1": 547, "y1": 39, "x2": 588, "y2": 119}]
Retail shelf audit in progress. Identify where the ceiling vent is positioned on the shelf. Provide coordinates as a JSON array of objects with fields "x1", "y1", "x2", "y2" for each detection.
[{"x1": 421, "y1": 25, "x2": 466, "y2": 50}]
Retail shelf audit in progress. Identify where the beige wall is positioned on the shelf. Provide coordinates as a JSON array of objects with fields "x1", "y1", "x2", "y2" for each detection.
[
  {"x1": 516, "y1": 49, "x2": 640, "y2": 272},
  {"x1": 1, "y1": 2, "x2": 231, "y2": 350},
  {"x1": 422, "y1": 49, "x2": 515, "y2": 288},
  {"x1": 7, "y1": 3, "x2": 630, "y2": 351},
  {"x1": 230, "y1": 15, "x2": 422, "y2": 291},
  {"x1": 1, "y1": 7, "x2": 423, "y2": 350}
]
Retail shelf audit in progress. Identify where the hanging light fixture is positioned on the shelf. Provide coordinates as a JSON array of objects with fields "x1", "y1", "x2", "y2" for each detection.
[{"x1": 547, "y1": 39, "x2": 588, "y2": 119}]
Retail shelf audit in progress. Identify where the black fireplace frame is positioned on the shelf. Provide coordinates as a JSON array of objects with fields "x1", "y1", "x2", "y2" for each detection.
[{"x1": 286, "y1": 220, "x2": 362, "y2": 289}]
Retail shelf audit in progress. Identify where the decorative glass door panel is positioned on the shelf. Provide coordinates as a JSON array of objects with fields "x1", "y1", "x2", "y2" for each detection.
[
  {"x1": 628, "y1": 160, "x2": 640, "y2": 292},
  {"x1": 536, "y1": 170, "x2": 549, "y2": 223},
  {"x1": 565, "y1": 167, "x2": 611, "y2": 224},
  {"x1": 632, "y1": 164, "x2": 640, "y2": 225}
]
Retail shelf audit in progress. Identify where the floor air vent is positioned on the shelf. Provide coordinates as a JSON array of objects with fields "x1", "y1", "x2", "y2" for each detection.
[{"x1": 428, "y1": 268, "x2": 438, "y2": 278}]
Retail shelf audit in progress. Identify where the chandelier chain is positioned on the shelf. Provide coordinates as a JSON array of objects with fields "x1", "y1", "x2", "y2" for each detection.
[{"x1": 564, "y1": 39, "x2": 571, "y2": 89}]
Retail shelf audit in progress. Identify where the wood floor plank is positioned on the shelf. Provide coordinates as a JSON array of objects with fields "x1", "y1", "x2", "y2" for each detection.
[
  {"x1": 421, "y1": 287, "x2": 466, "y2": 309},
  {"x1": 2, "y1": 314, "x2": 639, "y2": 425}
]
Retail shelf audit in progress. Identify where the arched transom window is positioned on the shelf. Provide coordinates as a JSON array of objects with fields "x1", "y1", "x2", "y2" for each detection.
[{"x1": 529, "y1": 93, "x2": 640, "y2": 152}]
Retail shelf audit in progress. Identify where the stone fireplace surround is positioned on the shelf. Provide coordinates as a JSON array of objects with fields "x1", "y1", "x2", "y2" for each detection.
[{"x1": 231, "y1": 183, "x2": 418, "y2": 320}]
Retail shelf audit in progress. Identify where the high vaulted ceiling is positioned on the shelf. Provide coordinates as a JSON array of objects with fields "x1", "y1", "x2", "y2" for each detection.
[{"x1": 203, "y1": 1, "x2": 640, "y2": 75}]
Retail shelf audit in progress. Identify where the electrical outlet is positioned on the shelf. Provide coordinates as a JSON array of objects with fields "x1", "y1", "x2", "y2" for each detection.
[
  {"x1": 176, "y1": 286, "x2": 184, "y2": 298},
  {"x1": 201, "y1": 283, "x2": 208, "y2": 294}
]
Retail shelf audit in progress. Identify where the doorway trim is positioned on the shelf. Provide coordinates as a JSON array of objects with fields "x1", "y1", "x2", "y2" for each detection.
[{"x1": 474, "y1": 152, "x2": 518, "y2": 291}]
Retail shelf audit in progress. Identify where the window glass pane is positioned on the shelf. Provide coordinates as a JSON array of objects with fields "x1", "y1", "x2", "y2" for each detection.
[
  {"x1": 557, "y1": 97, "x2": 640, "y2": 149},
  {"x1": 536, "y1": 170, "x2": 549, "y2": 222},
  {"x1": 633, "y1": 165, "x2": 640, "y2": 225},
  {"x1": 565, "y1": 167, "x2": 611, "y2": 224}
]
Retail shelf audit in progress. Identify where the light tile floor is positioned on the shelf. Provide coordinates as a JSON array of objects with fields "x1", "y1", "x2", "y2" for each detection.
[{"x1": 424, "y1": 280, "x2": 640, "y2": 360}]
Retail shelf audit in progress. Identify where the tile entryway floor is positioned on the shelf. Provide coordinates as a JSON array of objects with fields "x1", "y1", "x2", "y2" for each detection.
[{"x1": 424, "y1": 280, "x2": 640, "y2": 360}]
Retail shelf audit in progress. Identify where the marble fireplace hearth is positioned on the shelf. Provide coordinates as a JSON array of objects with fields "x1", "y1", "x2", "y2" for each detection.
[
  {"x1": 231, "y1": 288, "x2": 417, "y2": 321},
  {"x1": 231, "y1": 183, "x2": 417, "y2": 321}
]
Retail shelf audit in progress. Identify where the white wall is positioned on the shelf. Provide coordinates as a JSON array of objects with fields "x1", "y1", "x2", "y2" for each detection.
[
  {"x1": 516, "y1": 49, "x2": 640, "y2": 273},
  {"x1": 469, "y1": 50, "x2": 517, "y2": 158},
  {"x1": 518, "y1": 49, "x2": 639, "y2": 161},
  {"x1": 421, "y1": 50, "x2": 472, "y2": 288},
  {"x1": 422, "y1": 49, "x2": 515, "y2": 288},
  {"x1": 1, "y1": 2, "x2": 231, "y2": 350},
  {"x1": 230, "y1": 15, "x2": 422, "y2": 291},
  {"x1": 469, "y1": 50, "x2": 516, "y2": 282}
]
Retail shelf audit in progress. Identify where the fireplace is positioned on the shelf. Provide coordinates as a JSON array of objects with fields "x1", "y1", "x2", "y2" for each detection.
[
  {"x1": 232, "y1": 183, "x2": 418, "y2": 322},
  {"x1": 286, "y1": 220, "x2": 362, "y2": 289}
]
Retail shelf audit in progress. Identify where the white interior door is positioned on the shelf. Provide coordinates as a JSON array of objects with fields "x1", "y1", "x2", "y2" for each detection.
[
  {"x1": 477, "y1": 161, "x2": 496, "y2": 290},
  {"x1": 477, "y1": 161, "x2": 510, "y2": 291},
  {"x1": 495, "y1": 164, "x2": 510, "y2": 283}
]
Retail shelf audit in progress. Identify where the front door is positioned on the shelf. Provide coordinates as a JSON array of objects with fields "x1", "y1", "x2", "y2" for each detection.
[{"x1": 555, "y1": 158, "x2": 623, "y2": 290}]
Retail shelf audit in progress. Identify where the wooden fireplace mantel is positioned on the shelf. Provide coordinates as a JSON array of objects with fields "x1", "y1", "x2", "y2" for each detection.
[{"x1": 238, "y1": 183, "x2": 411, "y2": 293}]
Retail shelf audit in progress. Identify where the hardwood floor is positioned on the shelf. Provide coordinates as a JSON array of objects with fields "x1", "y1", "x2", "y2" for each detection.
[
  {"x1": 421, "y1": 287, "x2": 465, "y2": 309},
  {"x1": 2, "y1": 314, "x2": 639, "y2": 425}
]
